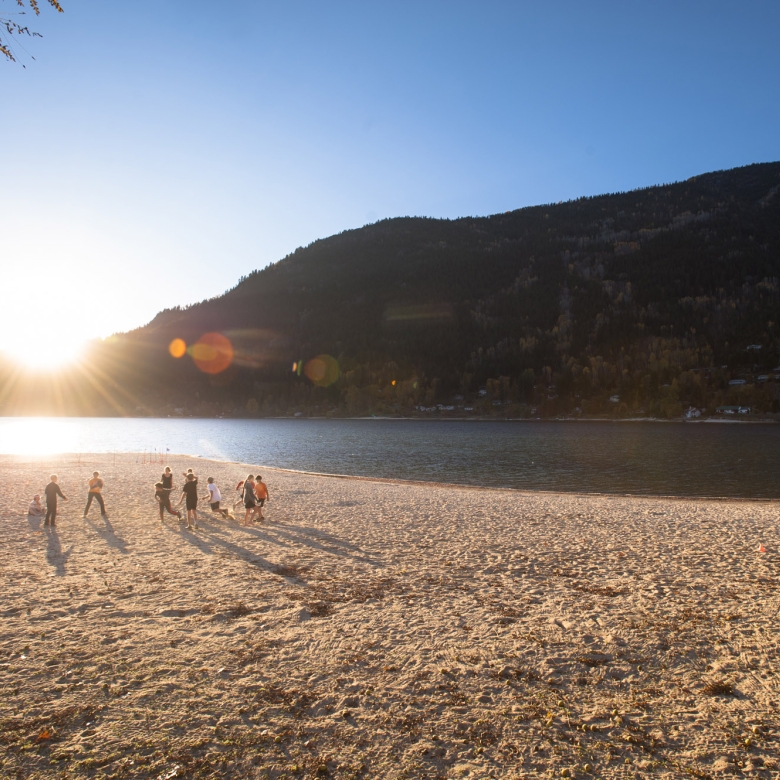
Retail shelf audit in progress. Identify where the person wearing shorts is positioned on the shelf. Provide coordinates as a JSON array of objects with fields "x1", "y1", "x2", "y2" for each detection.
[
  {"x1": 155, "y1": 481, "x2": 182, "y2": 522},
  {"x1": 83, "y1": 471, "x2": 107, "y2": 518},
  {"x1": 253, "y1": 474, "x2": 270, "y2": 520},
  {"x1": 241, "y1": 475, "x2": 257, "y2": 526},
  {"x1": 44, "y1": 475, "x2": 67, "y2": 527},
  {"x1": 203, "y1": 477, "x2": 230, "y2": 519},
  {"x1": 179, "y1": 473, "x2": 199, "y2": 529}
]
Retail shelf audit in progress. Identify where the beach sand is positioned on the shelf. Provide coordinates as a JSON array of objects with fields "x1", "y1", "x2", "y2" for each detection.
[{"x1": 1, "y1": 454, "x2": 779, "y2": 779}]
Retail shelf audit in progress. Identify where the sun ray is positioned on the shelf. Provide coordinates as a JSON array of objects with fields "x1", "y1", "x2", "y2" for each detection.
[{"x1": 71, "y1": 349, "x2": 156, "y2": 416}]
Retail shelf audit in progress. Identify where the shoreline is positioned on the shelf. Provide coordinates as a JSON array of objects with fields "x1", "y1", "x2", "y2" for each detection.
[
  {"x1": 6, "y1": 452, "x2": 780, "y2": 504},
  {"x1": 1, "y1": 413, "x2": 778, "y2": 424},
  {"x1": 2, "y1": 453, "x2": 779, "y2": 778}
]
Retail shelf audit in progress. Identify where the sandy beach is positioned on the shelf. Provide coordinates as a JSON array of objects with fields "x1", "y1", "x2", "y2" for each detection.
[{"x1": 1, "y1": 454, "x2": 779, "y2": 779}]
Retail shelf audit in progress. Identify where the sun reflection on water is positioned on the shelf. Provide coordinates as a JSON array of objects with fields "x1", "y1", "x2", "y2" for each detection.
[{"x1": 0, "y1": 418, "x2": 83, "y2": 456}]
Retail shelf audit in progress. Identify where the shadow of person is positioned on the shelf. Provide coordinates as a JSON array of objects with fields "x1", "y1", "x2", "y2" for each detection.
[
  {"x1": 172, "y1": 519, "x2": 276, "y2": 571},
  {"x1": 27, "y1": 513, "x2": 44, "y2": 533},
  {"x1": 238, "y1": 522, "x2": 378, "y2": 565},
  {"x1": 84, "y1": 517, "x2": 129, "y2": 554},
  {"x1": 45, "y1": 526, "x2": 73, "y2": 576},
  {"x1": 175, "y1": 523, "x2": 216, "y2": 556}
]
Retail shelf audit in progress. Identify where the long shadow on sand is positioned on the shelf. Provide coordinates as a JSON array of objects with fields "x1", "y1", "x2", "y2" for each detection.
[
  {"x1": 44, "y1": 526, "x2": 74, "y2": 576},
  {"x1": 84, "y1": 516, "x2": 129, "y2": 554},
  {"x1": 237, "y1": 521, "x2": 378, "y2": 565},
  {"x1": 169, "y1": 518, "x2": 274, "y2": 571},
  {"x1": 170, "y1": 514, "x2": 378, "y2": 574}
]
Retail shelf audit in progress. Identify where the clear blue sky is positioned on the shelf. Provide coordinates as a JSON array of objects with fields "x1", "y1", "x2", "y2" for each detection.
[{"x1": 1, "y1": 0, "x2": 779, "y2": 357}]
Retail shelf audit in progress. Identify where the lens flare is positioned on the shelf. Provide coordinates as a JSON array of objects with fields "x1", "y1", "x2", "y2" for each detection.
[
  {"x1": 169, "y1": 338, "x2": 187, "y2": 358},
  {"x1": 303, "y1": 354, "x2": 340, "y2": 387},
  {"x1": 191, "y1": 333, "x2": 234, "y2": 375}
]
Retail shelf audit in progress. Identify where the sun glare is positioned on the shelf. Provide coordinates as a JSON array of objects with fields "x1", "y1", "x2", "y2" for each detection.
[
  {"x1": 1, "y1": 333, "x2": 87, "y2": 371},
  {"x1": 0, "y1": 418, "x2": 80, "y2": 456}
]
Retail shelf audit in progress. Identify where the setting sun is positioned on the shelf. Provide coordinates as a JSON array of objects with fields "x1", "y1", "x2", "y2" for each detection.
[{"x1": 0, "y1": 328, "x2": 87, "y2": 371}]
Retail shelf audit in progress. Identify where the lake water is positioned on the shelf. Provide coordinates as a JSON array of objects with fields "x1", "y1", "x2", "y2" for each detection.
[{"x1": 0, "y1": 417, "x2": 779, "y2": 499}]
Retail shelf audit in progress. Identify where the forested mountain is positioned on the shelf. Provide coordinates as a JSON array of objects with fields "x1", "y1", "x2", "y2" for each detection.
[{"x1": 4, "y1": 162, "x2": 780, "y2": 418}]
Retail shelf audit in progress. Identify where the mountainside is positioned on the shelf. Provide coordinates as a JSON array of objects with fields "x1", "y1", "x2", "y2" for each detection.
[{"x1": 4, "y1": 162, "x2": 780, "y2": 418}]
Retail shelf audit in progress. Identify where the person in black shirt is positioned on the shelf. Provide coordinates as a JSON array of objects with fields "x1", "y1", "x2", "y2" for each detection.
[
  {"x1": 179, "y1": 473, "x2": 199, "y2": 529},
  {"x1": 44, "y1": 475, "x2": 67, "y2": 527},
  {"x1": 241, "y1": 475, "x2": 257, "y2": 526},
  {"x1": 161, "y1": 467, "x2": 174, "y2": 490}
]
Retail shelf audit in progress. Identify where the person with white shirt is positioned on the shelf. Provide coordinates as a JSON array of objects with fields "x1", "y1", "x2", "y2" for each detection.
[
  {"x1": 203, "y1": 477, "x2": 231, "y2": 519},
  {"x1": 28, "y1": 495, "x2": 45, "y2": 516}
]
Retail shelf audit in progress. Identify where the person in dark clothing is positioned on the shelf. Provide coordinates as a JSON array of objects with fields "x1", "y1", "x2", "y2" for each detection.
[
  {"x1": 241, "y1": 475, "x2": 257, "y2": 527},
  {"x1": 44, "y1": 475, "x2": 67, "y2": 527},
  {"x1": 83, "y1": 471, "x2": 106, "y2": 518},
  {"x1": 161, "y1": 467, "x2": 174, "y2": 490},
  {"x1": 155, "y1": 481, "x2": 182, "y2": 522},
  {"x1": 179, "y1": 473, "x2": 199, "y2": 529}
]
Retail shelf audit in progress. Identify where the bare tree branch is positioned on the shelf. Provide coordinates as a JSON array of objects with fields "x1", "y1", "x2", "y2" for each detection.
[{"x1": 1, "y1": 0, "x2": 63, "y2": 64}]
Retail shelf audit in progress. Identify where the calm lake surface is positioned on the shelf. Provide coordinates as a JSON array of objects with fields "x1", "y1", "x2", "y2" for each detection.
[{"x1": 1, "y1": 417, "x2": 778, "y2": 499}]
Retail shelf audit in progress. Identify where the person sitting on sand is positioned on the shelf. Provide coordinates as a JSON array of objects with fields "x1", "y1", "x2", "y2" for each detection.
[
  {"x1": 155, "y1": 481, "x2": 182, "y2": 522},
  {"x1": 178, "y1": 473, "x2": 199, "y2": 529},
  {"x1": 83, "y1": 471, "x2": 107, "y2": 518},
  {"x1": 44, "y1": 475, "x2": 67, "y2": 528},
  {"x1": 28, "y1": 495, "x2": 45, "y2": 517},
  {"x1": 241, "y1": 475, "x2": 257, "y2": 526},
  {"x1": 203, "y1": 477, "x2": 231, "y2": 519},
  {"x1": 253, "y1": 474, "x2": 270, "y2": 521}
]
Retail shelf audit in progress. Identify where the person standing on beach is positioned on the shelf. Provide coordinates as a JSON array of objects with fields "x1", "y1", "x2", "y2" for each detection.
[
  {"x1": 155, "y1": 481, "x2": 182, "y2": 522},
  {"x1": 161, "y1": 467, "x2": 174, "y2": 490},
  {"x1": 83, "y1": 471, "x2": 107, "y2": 518},
  {"x1": 253, "y1": 474, "x2": 270, "y2": 521},
  {"x1": 44, "y1": 475, "x2": 67, "y2": 527},
  {"x1": 179, "y1": 473, "x2": 199, "y2": 529},
  {"x1": 242, "y1": 475, "x2": 257, "y2": 526},
  {"x1": 203, "y1": 477, "x2": 231, "y2": 519}
]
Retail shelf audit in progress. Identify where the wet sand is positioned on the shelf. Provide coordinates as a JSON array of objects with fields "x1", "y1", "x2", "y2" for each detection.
[{"x1": 1, "y1": 454, "x2": 779, "y2": 779}]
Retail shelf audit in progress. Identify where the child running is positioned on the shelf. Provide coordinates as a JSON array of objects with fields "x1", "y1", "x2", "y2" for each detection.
[
  {"x1": 154, "y1": 481, "x2": 182, "y2": 522},
  {"x1": 253, "y1": 474, "x2": 270, "y2": 520},
  {"x1": 233, "y1": 478, "x2": 246, "y2": 513},
  {"x1": 203, "y1": 477, "x2": 231, "y2": 519},
  {"x1": 44, "y1": 474, "x2": 67, "y2": 528},
  {"x1": 179, "y1": 473, "x2": 199, "y2": 529}
]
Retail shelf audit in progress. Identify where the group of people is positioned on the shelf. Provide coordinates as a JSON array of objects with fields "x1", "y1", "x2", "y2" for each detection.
[
  {"x1": 29, "y1": 471, "x2": 108, "y2": 528},
  {"x1": 29, "y1": 467, "x2": 271, "y2": 531},
  {"x1": 154, "y1": 467, "x2": 270, "y2": 529}
]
